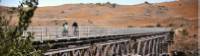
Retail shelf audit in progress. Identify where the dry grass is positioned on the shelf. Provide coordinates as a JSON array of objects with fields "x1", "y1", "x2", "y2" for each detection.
[{"x1": 1, "y1": 0, "x2": 198, "y2": 56}]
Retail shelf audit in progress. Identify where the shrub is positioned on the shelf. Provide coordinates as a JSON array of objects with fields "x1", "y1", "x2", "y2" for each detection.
[
  {"x1": 0, "y1": 0, "x2": 42, "y2": 56},
  {"x1": 128, "y1": 25, "x2": 133, "y2": 28},
  {"x1": 96, "y1": 3, "x2": 103, "y2": 6},
  {"x1": 144, "y1": 1, "x2": 150, "y2": 4},
  {"x1": 181, "y1": 29, "x2": 188, "y2": 36},
  {"x1": 156, "y1": 23, "x2": 161, "y2": 27},
  {"x1": 168, "y1": 23, "x2": 174, "y2": 27},
  {"x1": 111, "y1": 3, "x2": 117, "y2": 8},
  {"x1": 106, "y1": 2, "x2": 111, "y2": 5},
  {"x1": 61, "y1": 11, "x2": 64, "y2": 14}
]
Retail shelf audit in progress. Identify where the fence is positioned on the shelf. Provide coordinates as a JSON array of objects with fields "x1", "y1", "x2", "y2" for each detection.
[{"x1": 23, "y1": 26, "x2": 171, "y2": 41}]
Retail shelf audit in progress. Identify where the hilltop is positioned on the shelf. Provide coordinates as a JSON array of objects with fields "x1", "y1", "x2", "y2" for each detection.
[{"x1": 31, "y1": 0, "x2": 197, "y2": 27}]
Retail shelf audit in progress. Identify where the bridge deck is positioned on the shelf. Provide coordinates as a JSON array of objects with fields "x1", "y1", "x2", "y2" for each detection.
[
  {"x1": 24, "y1": 26, "x2": 172, "y2": 41},
  {"x1": 30, "y1": 26, "x2": 174, "y2": 56}
]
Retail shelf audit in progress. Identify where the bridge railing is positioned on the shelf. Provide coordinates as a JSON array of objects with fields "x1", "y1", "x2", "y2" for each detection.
[{"x1": 23, "y1": 26, "x2": 172, "y2": 41}]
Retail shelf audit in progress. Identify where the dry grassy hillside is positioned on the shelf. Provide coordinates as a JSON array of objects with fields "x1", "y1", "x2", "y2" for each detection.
[
  {"x1": 1, "y1": 0, "x2": 198, "y2": 56},
  {"x1": 32, "y1": 0, "x2": 198, "y2": 56},
  {"x1": 32, "y1": 0, "x2": 197, "y2": 27}
]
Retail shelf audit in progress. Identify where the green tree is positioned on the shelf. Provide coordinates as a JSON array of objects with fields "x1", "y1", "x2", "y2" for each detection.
[
  {"x1": 0, "y1": 0, "x2": 41, "y2": 56},
  {"x1": 106, "y1": 2, "x2": 111, "y2": 5},
  {"x1": 111, "y1": 3, "x2": 117, "y2": 8}
]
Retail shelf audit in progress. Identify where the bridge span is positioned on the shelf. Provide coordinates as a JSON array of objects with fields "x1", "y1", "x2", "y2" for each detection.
[{"x1": 26, "y1": 26, "x2": 174, "y2": 56}]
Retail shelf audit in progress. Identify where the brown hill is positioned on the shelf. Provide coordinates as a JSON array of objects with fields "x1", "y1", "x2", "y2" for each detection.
[
  {"x1": 0, "y1": 0, "x2": 198, "y2": 56},
  {"x1": 31, "y1": 0, "x2": 197, "y2": 27},
  {"x1": 31, "y1": 0, "x2": 198, "y2": 55}
]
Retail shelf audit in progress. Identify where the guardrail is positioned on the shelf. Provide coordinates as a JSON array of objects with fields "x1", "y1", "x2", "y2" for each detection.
[{"x1": 23, "y1": 26, "x2": 172, "y2": 41}]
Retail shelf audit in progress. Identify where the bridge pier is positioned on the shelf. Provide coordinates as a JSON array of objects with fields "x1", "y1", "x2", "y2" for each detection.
[
  {"x1": 142, "y1": 41, "x2": 147, "y2": 56},
  {"x1": 137, "y1": 40, "x2": 141, "y2": 55},
  {"x1": 134, "y1": 35, "x2": 170, "y2": 56},
  {"x1": 148, "y1": 39, "x2": 152, "y2": 55}
]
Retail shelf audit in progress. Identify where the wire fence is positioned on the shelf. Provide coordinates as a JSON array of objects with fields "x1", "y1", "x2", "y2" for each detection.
[{"x1": 23, "y1": 26, "x2": 171, "y2": 41}]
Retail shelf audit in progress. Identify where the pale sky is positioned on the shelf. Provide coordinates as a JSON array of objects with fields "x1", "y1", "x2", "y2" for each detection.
[{"x1": 0, "y1": 0, "x2": 175, "y2": 7}]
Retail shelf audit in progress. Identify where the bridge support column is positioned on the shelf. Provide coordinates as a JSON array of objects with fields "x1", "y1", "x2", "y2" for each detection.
[
  {"x1": 120, "y1": 43, "x2": 124, "y2": 55},
  {"x1": 116, "y1": 43, "x2": 122, "y2": 56},
  {"x1": 68, "y1": 51, "x2": 73, "y2": 56},
  {"x1": 123, "y1": 42, "x2": 129, "y2": 55},
  {"x1": 60, "y1": 52, "x2": 67, "y2": 56},
  {"x1": 159, "y1": 37, "x2": 163, "y2": 55},
  {"x1": 113, "y1": 44, "x2": 118, "y2": 56},
  {"x1": 137, "y1": 40, "x2": 141, "y2": 55},
  {"x1": 77, "y1": 50, "x2": 82, "y2": 56},
  {"x1": 148, "y1": 39, "x2": 152, "y2": 55},
  {"x1": 95, "y1": 45, "x2": 102, "y2": 56},
  {"x1": 142, "y1": 41, "x2": 147, "y2": 56},
  {"x1": 110, "y1": 44, "x2": 117, "y2": 56},
  {"x1": 129, "y1": 39, "x2": 136, "y2": 55},
  {"x1": 83, "y1": 49, "x2": 90, "y2": 56},
  {"x1": 102, "y1": 44, "x2": 110, "y2": 56},
  {"x1": 155, "y1": 38, "x2": 160, "y2": 56},
  {"x1": 152, "y1": 38, "x2": 156, "y2": 55},
  {"x1": 127, "y1": 40, "x2": 133, "y2": 55}
]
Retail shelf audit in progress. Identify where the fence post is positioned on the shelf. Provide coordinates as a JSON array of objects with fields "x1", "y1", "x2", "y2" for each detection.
[{"x1": 40, "y1": 27, "x2": 43, "y2": 42}]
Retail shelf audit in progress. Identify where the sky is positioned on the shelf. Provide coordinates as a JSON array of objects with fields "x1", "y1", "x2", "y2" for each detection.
[{"x1": 0, "y1": 0, "x2": 175, "y2": 7}]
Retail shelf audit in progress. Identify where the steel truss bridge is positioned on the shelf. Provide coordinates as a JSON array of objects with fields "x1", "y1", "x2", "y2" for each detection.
[{"x1": 26, "y1": 26, "x2": 174, "y2": 56}]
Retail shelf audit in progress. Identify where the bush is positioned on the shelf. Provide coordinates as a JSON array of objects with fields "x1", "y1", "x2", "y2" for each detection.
[
  {"x1": 128, "y1": 25, "x2": 133, "y2": 28},
  {"x1": 106, "y1": 2, "x2": 111, "y2": 5},
  {"x1": 168, "y1": 23, "x2": 174, "y2": 27},
  {"x1": 0, "y1": 0, "x2": 42, "y2": 56},
  {"x1": 156, "y1": 23, "x2": 161, "y2": 27},
  {"x1": 181, "y1": 29, "x2": 188, "y2": 36},
  {"x1": 96, "y1": 2, "x2": 117, "y2": 8},
  {"x1": 144, "y1": 1, "x2": 150, "y2": 4},
  {"x1": 61, "y1": 11, "x2": 64, "y2": 14},
  {"x1": 111, "y1": 3, "x2": 117, "y2": 8},
  {"x1": 145, "y1": 25, "x2": 154, "y2": 27},
  {"x1": 96, "y1": 3, "x2": 103, "y2": 6}
]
